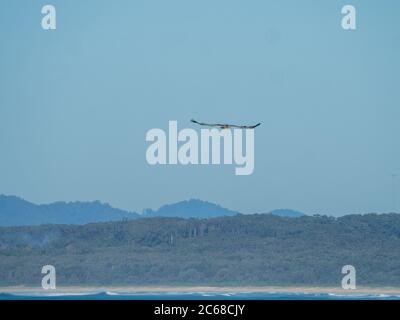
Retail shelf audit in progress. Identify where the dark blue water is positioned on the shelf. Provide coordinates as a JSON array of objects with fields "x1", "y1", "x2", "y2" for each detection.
[{"x1": 1, "y1": 291, "x2": 399, "y2": 300}]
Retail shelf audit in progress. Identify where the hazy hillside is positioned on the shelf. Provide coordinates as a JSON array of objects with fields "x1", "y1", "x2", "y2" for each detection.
[
  {"x1": 143, "y1": 199, "x2": 239, "y2": 218},
  {"x1": 0, "y1": 213, "x2": 399, "y2": 286},
  {"x1": 0, "y1": 195, "x2": 139, "y2": 226},
  {"x1": 0, "y1": 195, "x2": 307, "y2": 226}
]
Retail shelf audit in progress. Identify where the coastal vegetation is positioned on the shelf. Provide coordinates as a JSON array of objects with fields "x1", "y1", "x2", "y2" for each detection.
[{"x1": 0, "y1": 213, "x2": 399, "y2": 286}]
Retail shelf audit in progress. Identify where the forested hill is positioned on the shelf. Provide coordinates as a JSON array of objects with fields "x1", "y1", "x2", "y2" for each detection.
[{"x1": 0, "y1": 213, "x2": 399, "y2": 286}]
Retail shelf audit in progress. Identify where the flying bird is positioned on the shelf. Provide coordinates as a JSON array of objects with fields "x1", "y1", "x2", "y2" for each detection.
[{"x1": 191, "y1": 119, "x2": 261, "y2": 129}]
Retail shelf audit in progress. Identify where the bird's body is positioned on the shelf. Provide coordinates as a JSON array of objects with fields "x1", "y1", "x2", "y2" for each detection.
[{"x1": 191, "y1": 119, "x2": 261, "y2": 129}]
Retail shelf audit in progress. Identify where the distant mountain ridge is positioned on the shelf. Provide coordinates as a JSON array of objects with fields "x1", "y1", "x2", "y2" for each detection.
[
  {"x1": 143, "y1": 199, "x2": 239, "y2": 218},
  {"x1": 0, "y1": 195, "x2": 139, "y2": 226},
  {"x1": 0, "y1": 195, "x2": 305, "y2": 227}
]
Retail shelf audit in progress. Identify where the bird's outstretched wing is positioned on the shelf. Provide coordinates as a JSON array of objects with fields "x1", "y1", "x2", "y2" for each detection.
[
  {"x1": 190, "y1": 119, "x2": 221, "y2": 128},
  {"x1": 228, "y1": 123, "x2": 261, "y2": 129},
  {"x1": 191, "y1": 119, "x2": 261, "y2": 129}
]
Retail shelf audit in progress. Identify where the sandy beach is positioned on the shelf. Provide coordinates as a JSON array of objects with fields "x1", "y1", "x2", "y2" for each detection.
[{"x1": 1, "y1": 285, "x2": 400, "y2": 295}]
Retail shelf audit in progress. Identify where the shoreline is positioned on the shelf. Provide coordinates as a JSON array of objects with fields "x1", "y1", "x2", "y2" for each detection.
[{"x1": 1, "y1": 285, "x2": 400, "y2": 294}]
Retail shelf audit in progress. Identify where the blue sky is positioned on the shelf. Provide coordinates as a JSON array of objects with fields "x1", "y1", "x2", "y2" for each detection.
[{"x1": 0, "y1": 0, "x2": 399, "y2": 215}]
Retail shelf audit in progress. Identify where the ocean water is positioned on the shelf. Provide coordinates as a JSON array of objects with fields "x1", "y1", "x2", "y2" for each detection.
[{"x1": 1, "y1": 291, "x2": 399, "y2": 300}]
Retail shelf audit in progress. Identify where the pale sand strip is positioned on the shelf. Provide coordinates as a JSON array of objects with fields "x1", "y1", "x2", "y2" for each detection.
[{"x1": 1, "y1": 286, "x2": 400, "y2": 294}]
